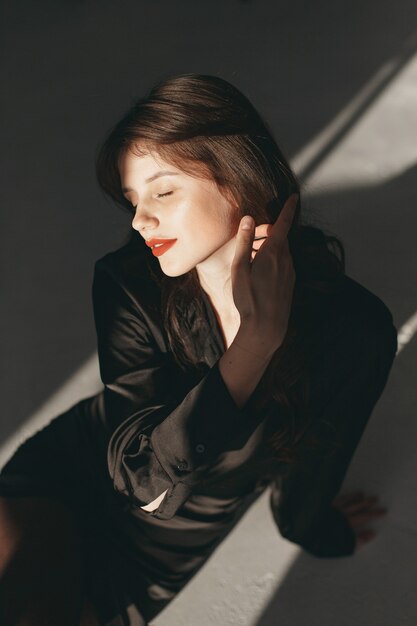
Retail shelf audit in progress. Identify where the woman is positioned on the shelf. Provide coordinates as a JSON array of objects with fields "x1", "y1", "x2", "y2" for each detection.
[{"x1": 0, "y1": 74, "x2": 397, "y2": 625}]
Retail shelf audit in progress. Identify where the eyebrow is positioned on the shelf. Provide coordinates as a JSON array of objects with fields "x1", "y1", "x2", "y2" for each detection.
[{"x1": 122, "y1": 171, "x2": 179, "y2": 193}]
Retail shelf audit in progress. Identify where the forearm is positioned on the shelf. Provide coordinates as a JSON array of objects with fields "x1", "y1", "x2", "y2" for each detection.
[{"x1": 218, "y1": 323, "x2": 280, "y2": 409}]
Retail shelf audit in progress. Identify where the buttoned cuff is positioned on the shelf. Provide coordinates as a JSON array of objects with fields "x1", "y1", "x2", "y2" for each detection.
[{"x1": 150, "y1": 358, "x2": 264, "y2": 487}]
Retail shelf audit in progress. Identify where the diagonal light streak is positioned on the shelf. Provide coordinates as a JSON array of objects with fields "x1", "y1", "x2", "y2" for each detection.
[{"x1": 293, "y1": 28, "x2": 417, "y2": 182}]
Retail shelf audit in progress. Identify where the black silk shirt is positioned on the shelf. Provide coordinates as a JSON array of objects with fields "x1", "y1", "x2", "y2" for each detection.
[
  {"x1": 89, "y1": 233, "x2": 398, "y2": 561},
  {"x1": 0, "y1": 231, "x2": 399, "y2": 621}
]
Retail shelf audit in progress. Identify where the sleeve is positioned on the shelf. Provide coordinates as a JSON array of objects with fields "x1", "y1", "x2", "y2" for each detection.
[
  {"x1": 268, "y1": 305, "x2": 398, "y2": 558},
  {"x1": 92, "y1": 257, "x2": 262, "y2": 520}
]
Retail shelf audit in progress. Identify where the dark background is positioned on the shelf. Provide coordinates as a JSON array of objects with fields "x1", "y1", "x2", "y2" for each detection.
[{"x1": 1, "y1": 0, "x2": 416, "y2": 444}]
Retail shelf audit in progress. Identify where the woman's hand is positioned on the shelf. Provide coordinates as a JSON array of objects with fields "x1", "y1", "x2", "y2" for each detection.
[
  {"x1": 231, "y1": 193, "x2": 298, "y2": 348},
  {"x1": 332, "y1": 491, "x2": 388, "y2": 550},
  {"x1": 250, "y1": 224, "x2": 273, "y2": 261}
]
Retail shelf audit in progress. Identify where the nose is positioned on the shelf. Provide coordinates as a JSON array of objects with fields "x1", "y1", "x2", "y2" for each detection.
[{"x1": 131, "y1": 207, "x2": 159, "y2": 233}]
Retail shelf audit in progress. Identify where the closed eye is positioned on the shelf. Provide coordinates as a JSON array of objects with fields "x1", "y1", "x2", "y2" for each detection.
[{"x1": 126, "y1": 191, "x2": 172, "y2": 210}]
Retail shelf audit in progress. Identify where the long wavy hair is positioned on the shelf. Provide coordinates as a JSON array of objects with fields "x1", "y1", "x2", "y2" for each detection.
[{"x1": 95, "y1": 73, "x2": 346, "y2": 474}]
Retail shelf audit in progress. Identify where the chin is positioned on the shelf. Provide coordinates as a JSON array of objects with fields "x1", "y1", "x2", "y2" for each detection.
[
  {"x1": 158, "y1": 261, "x2": 196, "y2": 278},
  {"x1": 158, "y1": 249, "x2": 210, "y2": 278},
  {"x1": 160, "y1": 269, "x2": 189, "y2": 278}
]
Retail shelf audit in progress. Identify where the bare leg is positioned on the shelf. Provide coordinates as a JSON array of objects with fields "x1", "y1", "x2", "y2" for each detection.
[{"x1": 0, "y1": 496, "x2": 98, "y2": 626}]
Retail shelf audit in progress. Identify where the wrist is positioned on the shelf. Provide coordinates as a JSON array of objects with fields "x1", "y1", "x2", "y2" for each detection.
[{"x1": 234, "y1": 322, "x2": 281, "y2": 361}]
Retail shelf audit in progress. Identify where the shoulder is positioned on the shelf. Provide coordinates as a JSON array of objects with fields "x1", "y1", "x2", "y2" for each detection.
[
  {"x1": 333, "y1": 274, "x2": 395, "y2": 329},
  {"x1": 295, "y1": 225, "x2": 396, "y2": 344},
  {"x1": 302, "y1": 274, "x2": 397, "y2": 362}
]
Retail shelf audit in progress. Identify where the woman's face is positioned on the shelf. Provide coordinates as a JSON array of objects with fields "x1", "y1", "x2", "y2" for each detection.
[{"x1": 119, "y1": 149, "x2": 240, "y2": 279}]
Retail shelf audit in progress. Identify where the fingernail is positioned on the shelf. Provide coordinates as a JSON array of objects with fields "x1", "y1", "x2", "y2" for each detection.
[{"x1": 241, "y1": 217, "x2": 252, "y2": 230}]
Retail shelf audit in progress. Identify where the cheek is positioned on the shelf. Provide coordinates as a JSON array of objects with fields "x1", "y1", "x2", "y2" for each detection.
[
  {"x1": 179, "y1": 194, "x2": 234, "y2": 243},
  {"x1": 183, "y1": 209, "x2": 216, "y2": 240},
  {"x1": 218, "y1": 200, "x2": 240, "y2": 235}
]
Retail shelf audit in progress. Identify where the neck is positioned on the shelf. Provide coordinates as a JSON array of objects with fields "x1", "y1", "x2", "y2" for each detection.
[{"x1": 201, "y1": 287, "x2": 240, "y2": 323}]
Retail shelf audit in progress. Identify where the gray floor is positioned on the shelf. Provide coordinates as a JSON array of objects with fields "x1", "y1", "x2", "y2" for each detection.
[{"x1": 2, "y1": 1, "x2": 417, "y2": 624}]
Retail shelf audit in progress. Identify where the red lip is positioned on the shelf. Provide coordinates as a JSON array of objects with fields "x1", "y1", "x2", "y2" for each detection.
[
  {"x1": 145, "y1": 238, "x2": 177, "y2": 248},
  {"x1": 149, "y1": 239, "x2": 177, "y2": 257}
]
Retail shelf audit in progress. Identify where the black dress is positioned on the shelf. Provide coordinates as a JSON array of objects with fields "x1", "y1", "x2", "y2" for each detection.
[{"x1": 0, "y1": 233, "x2": 398, "y2": 626}]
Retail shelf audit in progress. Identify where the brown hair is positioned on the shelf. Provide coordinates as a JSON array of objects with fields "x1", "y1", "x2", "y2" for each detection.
[{"x1": 95, "y1": 73, "x2": 345, "y2": 472}]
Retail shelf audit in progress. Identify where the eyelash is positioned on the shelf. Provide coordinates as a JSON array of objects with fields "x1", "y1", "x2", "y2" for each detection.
[{"x1": 130, "y1": 191, "x2": 173, "y2": 210}]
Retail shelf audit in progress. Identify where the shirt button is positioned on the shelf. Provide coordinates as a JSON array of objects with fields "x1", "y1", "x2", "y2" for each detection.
[
  {"x1": 195, "y1": 443, "x2": 205, "y2": 453},
  {"x1": 177, "y1": 461, "x2": 188, "y2": 471}
]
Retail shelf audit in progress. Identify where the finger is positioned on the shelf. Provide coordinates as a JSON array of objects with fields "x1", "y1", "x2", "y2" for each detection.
[
  {"x1": 348, "y1": 509, "x2": 387, "y2": 526},
  {"x1": 254, "y1": 223, "x2": 272, "y2": 239},
  {"x1": 232, "y1": 216, "x2": 255, "y2": 282},
  {"x1": 355, "y1": 529, "x2": 376, "y2": 548},
  {"x1": 253, "y1": 235, "x2": 268, "y2": 244},
  {"x1": 251, "y1": 234, "x2": 275, "y2": 266},
  {"x1": 270, "y1": 193, "x2": 299, "y2": 243},
  {"x1": 252, "y1": 237, "x2": 268, "y2": 252}
]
